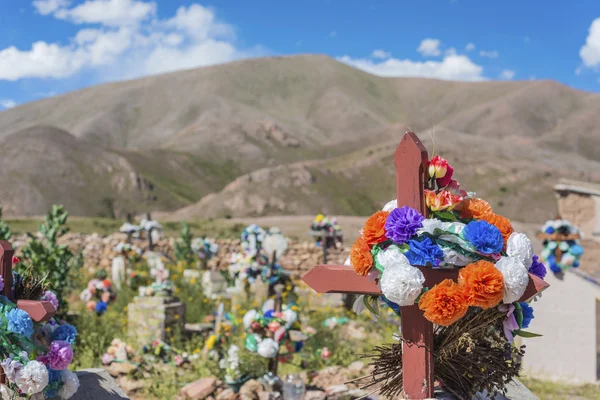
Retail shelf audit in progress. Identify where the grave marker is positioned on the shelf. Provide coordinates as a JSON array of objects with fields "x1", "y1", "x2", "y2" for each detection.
[{"x1": 302, "y1": 132, "x2": 549, "y2": 399}]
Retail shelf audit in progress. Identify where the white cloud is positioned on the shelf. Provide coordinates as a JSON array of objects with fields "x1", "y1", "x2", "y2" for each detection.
[
  {"x1": 465, "y1": 42, "x2": 475, "y2": 51},
  {"x1": 580, "y1": 18, "x2": 600, "y2": 67},
  {"x1": 54, "y1": 0, "x2": 156, "y2": 27},
  {"x1": 417, "y1": 38, "x2": 441, "y2": 57},
  {"x1": 338, "y1": 53, "x2": 484, "y2": 81},
  {"x1": 371, "y1": 49, "x2": 390, "y2": 59},
  {"x1": 33, "y1": 0, "x2": 70, "y2": 15},
  {"x1": 499, "y1": 69, "x2": 515, "y2": 80},
  {"x1": 0, "y1": 99, "x2": 16, "y2": 109},
  {"x1": 445, "y1": 47, "x2": 456, "y2": 56},
  {"x1": 480, "y1": 50, "x2": 499, "y2": 58},
  {"x1": 0, "y1": 2, "x2": 262, "y2": 82}
]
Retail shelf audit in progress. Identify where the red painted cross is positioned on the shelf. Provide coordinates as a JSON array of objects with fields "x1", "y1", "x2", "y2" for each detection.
[{"x1": 302, "y1": 132, "x2": 549, "y2": 399}]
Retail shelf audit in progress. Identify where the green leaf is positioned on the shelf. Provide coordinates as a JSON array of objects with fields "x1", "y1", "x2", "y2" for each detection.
[
  {"x1": 513, "y1": 330, "x2": 543, "y2": 338},
  {"x1": 514, "y1": 302, "x2": 524, "y2": 329},
  {"x1": 433, "y1": 210, "x2": 457, "y2": 221},
  {"x1": 363, "y1": 295, "x2": 380, "y2": 318}
]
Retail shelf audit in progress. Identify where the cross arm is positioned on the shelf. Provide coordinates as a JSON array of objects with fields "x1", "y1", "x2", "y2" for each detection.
[{"x1": 302, "y1": 264, "x2": 549, "y2": 302}]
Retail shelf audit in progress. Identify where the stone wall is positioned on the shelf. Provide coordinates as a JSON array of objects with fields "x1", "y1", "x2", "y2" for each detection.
[
  {"x1": 9, "y1": 233, "x2": 349, "y2": 275},
  {"x1": 556, "y1": 192, "x2": 597, "y2": 238}
]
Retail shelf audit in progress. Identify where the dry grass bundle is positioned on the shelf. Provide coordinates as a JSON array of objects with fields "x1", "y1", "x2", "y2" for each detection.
[
  {"x1": 357, "y1": 307, "x2": 525, "y2": 399},
  {"x1": 14, "y1": 265, "x2": 50, "y2": 301}
]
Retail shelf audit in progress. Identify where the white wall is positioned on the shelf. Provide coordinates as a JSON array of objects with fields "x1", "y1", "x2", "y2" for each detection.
[{"x1": 521, "y1": 270, "x2": 599, "y2": 383}]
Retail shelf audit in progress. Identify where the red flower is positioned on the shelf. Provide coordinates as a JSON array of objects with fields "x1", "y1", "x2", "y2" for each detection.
[
  {"x1": 428, "y1": 156, "x2": 454, "y2": 187},
  {"x1": 11, "y1": 256, "x2": 19, "y2": 264}
]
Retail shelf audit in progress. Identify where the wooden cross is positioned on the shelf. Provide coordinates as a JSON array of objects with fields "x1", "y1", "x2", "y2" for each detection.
[{"x1": 302, "y1": 132, "x2": 550, "y2": 399}]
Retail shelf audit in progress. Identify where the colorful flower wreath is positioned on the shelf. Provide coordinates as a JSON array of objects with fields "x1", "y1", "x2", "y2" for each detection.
[
  {"x1": 79, "y1": 274, "x2": 116, "y2": 316},
  {"x1": 0, "y1": 294, "x2": 79, "y2": 399},
  {"x1": 242, "y1": 302, "x2": 308, "y2": 362},
  {"x1": 241, "y1": 225, "x2": 266, "y2": 257},
  {"x1": 539, "y1": 219, "x2": 584, "y2": 273},
  {"x1": 191, "y1": 238, "x2": 219, "y2": 261},
  {"x1": 310, "y1": 215, "x2": 342, "y2": 248},
  {"x1": 347, "y1": 155, "x2": 547, "y2": 330}
]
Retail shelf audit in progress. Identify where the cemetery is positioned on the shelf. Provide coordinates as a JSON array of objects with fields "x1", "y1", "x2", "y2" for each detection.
[{"x1": 0, "y1": 131, "x2": 598, "y2": 400}]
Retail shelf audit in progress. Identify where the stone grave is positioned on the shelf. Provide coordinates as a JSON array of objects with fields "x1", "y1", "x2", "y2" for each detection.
[{"x1": 127, "y1": 296, "x2": 186, "y2": 349}]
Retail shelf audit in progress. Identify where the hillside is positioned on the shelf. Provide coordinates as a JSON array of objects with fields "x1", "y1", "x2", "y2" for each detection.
[{"x1": 0, "y1": 54, "x2": 599, "y2": 221}]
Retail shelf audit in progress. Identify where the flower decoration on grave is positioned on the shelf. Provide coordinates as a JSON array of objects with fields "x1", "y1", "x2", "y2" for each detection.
[
  {"x1": 538, "y1": 219, "x2": 583, "y2": 274},
  {"x1": 309, "y1": 215, "x2": 343, "y2": 248},
  {"x1": 241, "y1": 225, "x2": 266, "y2": 257},
  {"x1": 113, "y1": 242, "x2": 143, "y2": 264},
  {"x1": 341, "y1": 151, "x2": 548, "y2": 398},
  {"x1": 0, "y1": 278, "x2": 79, "y2": 398},
  {"x1": 79, "y1": 270, "x2": 116, "y2": 316},
  {"x1": 191, "y1": 238, "x2": 219, "y2": 264},
  {"x1": 138, "y1": 253, "x2": 174, "y2": 297},
  {"x1": 242, "y1": 301, "x2": 309, "y2": 363}
]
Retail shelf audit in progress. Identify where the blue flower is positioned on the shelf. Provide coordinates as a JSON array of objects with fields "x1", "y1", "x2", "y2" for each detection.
[
  {"x1": 95, "y1": 301, "x2": 108, "y2": 315},
  {"x1": 569, "y1": 244, "x2": 584, "y2": 256},
  {"x1": 547, "y1": 254, "x2": 561, "y2": 273},
  {"x1": 544, "y1": 227, "x2": 555, "y2": 234},
  {"x1": 462, "y1": 220, "x2": 504, "y2": 254},
  {"x1": 294, "y1": 341, "x2": 304, "y2": 352},
  {"x1": 6, "y1": 308, "x2": 33, "y2": 338},
  {"x1": 379, "y1": 296, "x2": 401, "y2": 314},
  {"x1": 52, "y1": 324, "x2": 78, "y2": 345},
  {"x1": 404, "y1": 237, "x2": 444, "y2": 267},
  {"x1": 44, "y1": 367, "x2": 61, "y2": 398},
  {"x1": 519, "y1": 302, "x2": 534, "y2": 329}
]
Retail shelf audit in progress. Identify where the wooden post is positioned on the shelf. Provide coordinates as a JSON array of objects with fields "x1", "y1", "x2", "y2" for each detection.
[
  {"x1": 146, "y1": 212, "x2": 154, "y2": 251},
  {"x1": 301, "y1": 132, "x2": 550, "y2": 399},
  {"x1": 268, "y1": 284, "x2": 284, "y2": 376},
  {"x1": 126, "y1": 213, "x2": 133, "y2": 244}
]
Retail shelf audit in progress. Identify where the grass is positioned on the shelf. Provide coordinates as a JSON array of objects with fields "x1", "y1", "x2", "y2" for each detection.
[{"x1": 520, "y1": 376, "x2": 600, "y2": 399}]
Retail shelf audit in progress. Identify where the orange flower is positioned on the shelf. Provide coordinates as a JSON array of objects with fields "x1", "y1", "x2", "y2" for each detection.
[
  {"x1": 362, "y1": 211, "x2": 390, "y2": 245},
  {"x1": 418, "y1": 279, "x2": 469, "y2": 326},
  {"x1": 460, "y1": 198, "x2": 493, "y2": 219},
  {"x1": 481, "y1": 213, "x2": 514, "y2": 247},
  {"x1": 350, "y1": 236, "x2": 373, "y2": 276},
  {"x1": 424, "y1": 189, "x2": 463, "y2": 212},
  {"x1": 458, "y1": 261, "x2": 504, "y2": 309}
]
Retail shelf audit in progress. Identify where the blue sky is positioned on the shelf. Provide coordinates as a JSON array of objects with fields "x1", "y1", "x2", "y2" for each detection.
[{"x1": 2, "y1": 0, "x2": 600, "y2": 110}]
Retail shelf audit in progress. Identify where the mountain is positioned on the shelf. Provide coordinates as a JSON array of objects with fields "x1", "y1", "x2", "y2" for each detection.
[{"x1": 0, "y1": 54, "x2": 599, "y2": 221}]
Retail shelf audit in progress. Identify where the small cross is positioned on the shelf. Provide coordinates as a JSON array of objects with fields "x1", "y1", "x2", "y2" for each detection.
[{"x1": 302, "y1": 132, "x2": 549, "y2": 399}]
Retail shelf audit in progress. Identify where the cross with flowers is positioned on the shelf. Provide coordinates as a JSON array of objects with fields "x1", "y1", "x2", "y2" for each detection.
[{"x1": 302, "y1": 132, "x2": 549, "y2": 399}]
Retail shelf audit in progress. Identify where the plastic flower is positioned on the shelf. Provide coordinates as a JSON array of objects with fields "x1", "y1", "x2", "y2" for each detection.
[
  {"x1": 404, "y1": 237, "x2": 444, "y2": 267},
  {"x1": 458, "y1": 261, "x2": 504, "y2": 309},
  {"x1": 14, "y1": 360, "x2": 49, "y2": 394},
  {"x1": 529, "y1": 255, "x2": 547, "y2": 279},
  {"x1": 520, "y1": 302, "x2": 534, "y2": 329},
  {"x1": 101, "y1": 353, "x2": 114, "y2": 365},
  {"x1": 480, "y1": 213, "x2": 514, "y2": 248},
  {"x1": 243, "y1": 310, "x2": 258, "y2": 329},
  {"x1": 41, "y1": 291, "x2": 59, "y2": 311},
  {"x1": 362, "y1": 211, "x2": 390, "y2": 245},
  {"x1": 86, "y1": 301, "x2": 97, "y2": 312},
  {"x1": 424, "y1": 190, "x2": 463, "y2": 212},
  {"x1": 384, "y1": 206, "x2": 425, "y2": 244},
  {"x1": 350, "y1": 237, "x2": 373, "y2": 276},
  {"x1": 320, "y1": 347, "x2": 331, "y2": 360},
  {"x1": 462, "y1": 220, "x2": 504, "y2": 255},
  {"x1": 382, "y1": 199, "x2": 397, "y2": 212},
  {"x1": 38, "y1": 341, "x2": 73, "y2": 370},
  {"x1": 0, "y1": 275, "x2": 3, "y2": 292},
  {"x1": 44, "y1": 367, "x2": 61, "y2": 399},
  {"x1": 428, "y1": 155, "x2": 454, "y2": 187},
  {"x1": 459, "y1": 198, "x2": 493, "y2": 219},
  {"x1": 495, "y1": 256, "x2": 529, "y2": 303},
  {"x1": 418, "y1": 279, "x2": 469, "y2": 326},
  {"x1": 95, "y1": 301, "x2": 108, "y2": 315},
  {"x1": 58, "y1": 369, "x2": 79, "y2": 399},
  {"x1": 1, "y1": 355, "x2": 24, "y2": 382},
  {"x1": 506, "y1": 232, "x2": 534, "y2": 268},
  {"x1": 257, "y1": 338, "x2": 279, "y2": 358},
  {"x1": 445, "y1": 180, "x2": 467, "y2": 198},
  {"x1": 379, "y1": 247, "x2": 425, "y2": 306},
  {"x1": 6, "y1": 308, "x2": 34, "y2": 338},
  {"x1": 51, "y1": 324, "x2": 77, "y2": 345}
]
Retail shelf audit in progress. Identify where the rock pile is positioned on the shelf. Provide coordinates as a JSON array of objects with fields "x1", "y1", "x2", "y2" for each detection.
[{"x1": 9, "y1": 233, "x2": 349, "y2": 275}]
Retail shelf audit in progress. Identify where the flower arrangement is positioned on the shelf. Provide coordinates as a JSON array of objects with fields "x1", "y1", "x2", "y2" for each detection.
[
  {"x1": 0, "y1": 294, "x2": 79, "y2": 399},
  {"x1": 309, "y1": 214, "x2": 342, "y2": 248},
  {"x1": 113, "y1": 242, "x2": 143, "y2": 264},
  {"x1": 79, "y1": 271, "x2": 116, "y2": 316},
  {"x1": 347, "y1": 154, "x2": 547, "y2": 398},
  {"x1": 191, "y1": 238, "x2": 219, "y2": 262},
  {"x1": 242, "y1": 301, "x2": 309, "y2": 363},
  {"x1": 539, "y1": 219, "x2": 584, "y2": 273},
  {"x1": 241, "y1": 225, "x2": 266, "y2": 257}
]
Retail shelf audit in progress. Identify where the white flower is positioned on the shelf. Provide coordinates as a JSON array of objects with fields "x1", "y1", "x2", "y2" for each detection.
[
  {"x1": 352, "y1": 295, "x2": 379, "y2": 322},
  {"x1": 561, "y1": 253, "x2": 576, "y2": 267},
  {"x1": 558, "y1": 241, "x2": 569, "y2": 251},
  {"x1": 0, "y1": 385, "x2": 16, "y2": 400},
  {"x1": 242, "y1": 310, "x2": 258, "y2": 329},
  {"x1": 496, "y1": 256, "x2": 529, "y2": 303},
  {"x1": 0, "y1": 356, "x2": 23, "y2": 382},
  {"x1": 257, "y1": 338, "x2": 279, "y2": 358},
  {"x1": 79, "y1": 289, "x2": 92, "y2": 302},
  {"x1": 506, "y1": 232, "x2": 534, "y2": 267},
  {"x1": 440, "y1": 248, "x2": 472, "y2": 266},
  {"x1": 14, "y1": 361, "x2": 48, "y2": 395},
  {"x1": 282, "y1": 308, "x2": 298, "y2": 329},
  {"x1": 58, "y1": 370, "x2": 79, "y2": 399},
  {"x1": 382, "y1": 199, "x2": 397, "y2": 212},
  {"x1": 378, "y1": 247, "x2": 425, "y2": 306}
]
